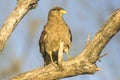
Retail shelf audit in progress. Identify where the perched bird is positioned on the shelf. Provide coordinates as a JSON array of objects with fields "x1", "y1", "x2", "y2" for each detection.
[{"x1": 39, "y1": 7, "x2": 72, "y2": 66}]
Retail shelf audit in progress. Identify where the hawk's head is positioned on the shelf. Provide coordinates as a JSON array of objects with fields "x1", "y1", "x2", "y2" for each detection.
[{"x1": 48, "y1": 7, "x2": 66, "y2": 17}]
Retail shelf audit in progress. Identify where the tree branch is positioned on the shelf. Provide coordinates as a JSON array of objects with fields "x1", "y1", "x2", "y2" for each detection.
[
  {"x1": 0, "y1": 0, "x2": 39, "y2": 53},
  {"x1": 80, "y1": 9, "x2": 120, "y2": 62},
  {"x1": 11, "y1": 9, "x2": 120, "y2": 80}
]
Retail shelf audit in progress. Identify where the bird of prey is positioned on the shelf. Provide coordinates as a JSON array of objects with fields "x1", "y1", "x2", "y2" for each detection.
[{"x1": 39, "y1": 7, "x2": 72, "y2": 66}]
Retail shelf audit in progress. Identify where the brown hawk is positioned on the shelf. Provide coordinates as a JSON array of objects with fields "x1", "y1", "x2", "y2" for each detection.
[{"x1": 39, "y1": 7, "x2": 72, "y2": 66}]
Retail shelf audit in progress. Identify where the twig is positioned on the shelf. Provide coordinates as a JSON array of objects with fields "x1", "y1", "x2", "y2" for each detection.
[{"x1": 86, "y1": 34, "x2": 90, "y2": 46}]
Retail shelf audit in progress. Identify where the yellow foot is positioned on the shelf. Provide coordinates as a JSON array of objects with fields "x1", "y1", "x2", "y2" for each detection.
[
  {"x1": 66, "y1": 54, "x2": 72, "y2": 60},
  {"x1": 64, "y1": 47, "x2": 72, "y2": 60},
  {"x1": 49, "y1": 51, "x2": 58, "y2": 67},
  {"x1": 52, "y1": 62, "x2": 57, "y2": 67}
]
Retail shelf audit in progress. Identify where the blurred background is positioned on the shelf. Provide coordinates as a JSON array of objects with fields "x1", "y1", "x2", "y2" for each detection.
[{"x1": 0, "y1": 0, "x2": 120, "y2": 80}]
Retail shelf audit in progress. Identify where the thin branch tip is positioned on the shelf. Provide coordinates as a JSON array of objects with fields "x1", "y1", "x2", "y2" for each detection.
[{"x1": 96, "y1": 67, "x2": 102, "y2": 71}]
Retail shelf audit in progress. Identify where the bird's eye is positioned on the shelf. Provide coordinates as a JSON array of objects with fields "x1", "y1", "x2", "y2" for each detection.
[{"x1": 53, "y1": 10, "x2": 57, "y2": 14}]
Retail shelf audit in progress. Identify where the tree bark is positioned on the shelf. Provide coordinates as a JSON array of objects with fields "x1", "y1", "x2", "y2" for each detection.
[
  {"x1": 0, "y1": 0, "x2": 39, "y2": 53},
  {"x1": 11, "y1": 9, "x2": 120, "y2": 80}
]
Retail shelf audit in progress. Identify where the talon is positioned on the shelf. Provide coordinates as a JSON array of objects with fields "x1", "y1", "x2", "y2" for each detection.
[
  {"x1": 64, "y1": 47, "x2": 72, "y2": 60},
  {"x1": 51, "y1": 62, "x2": 57, "y2": 67},
  {"x1": 66, "y1": 52, "x2": 72, "y2": 60},
  {"x1": 49, "y1": 52, "x2": 55, "y2": 64},
  {"x1": 67, "y1": 54, "x2": 72, "y2": 60},
  {"x1": 49, "y1": 51, "x2": 58, "y2": 67}
]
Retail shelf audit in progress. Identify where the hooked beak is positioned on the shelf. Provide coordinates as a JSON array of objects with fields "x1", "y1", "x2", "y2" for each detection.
[{"x1": 59, "y1": 9, "x2": 67, "y2": 14}]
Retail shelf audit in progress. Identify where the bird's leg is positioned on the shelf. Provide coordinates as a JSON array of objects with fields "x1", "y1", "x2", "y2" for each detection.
[
  {"x1": 66, "y1": 52, "x2": 71, "y2": 60},
  {"x1": 64, "y1": 47, "x2": 71, "y2": 60},
  {"x1": 49, "y1": 51, "x2": 54, "y2": 63},
  {"x1": 49, "y1": 51, "x2": 56, "y2": 66}
]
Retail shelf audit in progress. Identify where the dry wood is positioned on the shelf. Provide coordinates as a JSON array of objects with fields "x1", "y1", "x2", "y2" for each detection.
[{"x1": 0, "y1": 0, "x2": 39, "y2": 53}]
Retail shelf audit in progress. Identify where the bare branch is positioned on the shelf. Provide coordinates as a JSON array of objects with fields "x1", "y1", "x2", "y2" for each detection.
[
  {"x1": 0, "y1": 0, "x2": 39, "y2": 53},
  {"x1": 11, "y1": 8, "x2": 120, "y2": 80},
  {"x1": 80, "y1": 9, "x2": 120, "y2": 63}
]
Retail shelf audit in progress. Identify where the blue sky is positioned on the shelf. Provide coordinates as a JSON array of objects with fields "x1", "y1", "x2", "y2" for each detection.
[{"x1": 0, "y1": 0, "x2": 120, "y2": 80}]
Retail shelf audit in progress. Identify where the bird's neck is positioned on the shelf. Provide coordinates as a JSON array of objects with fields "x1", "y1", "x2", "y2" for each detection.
[{"x1": 48, "y1": 15, "x2": 64, "y2": 23}]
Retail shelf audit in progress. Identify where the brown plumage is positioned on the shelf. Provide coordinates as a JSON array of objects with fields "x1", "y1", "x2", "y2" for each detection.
[{"x1": 39, "y1": 7, "x2": 72, "y2": 66}]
